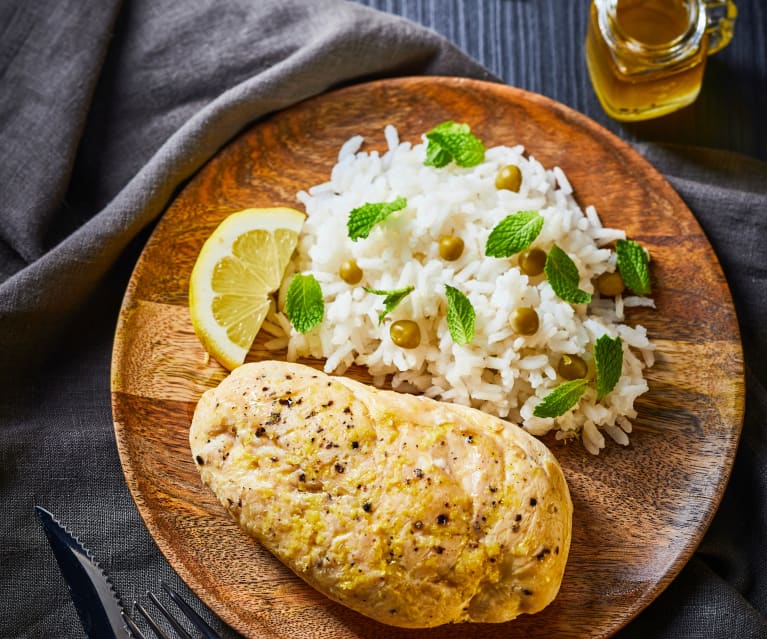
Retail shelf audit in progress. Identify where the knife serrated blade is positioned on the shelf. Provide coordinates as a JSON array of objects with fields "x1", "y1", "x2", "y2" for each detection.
[{"x1": 35, "y1": 506, "x2": 130, "y2": 639}]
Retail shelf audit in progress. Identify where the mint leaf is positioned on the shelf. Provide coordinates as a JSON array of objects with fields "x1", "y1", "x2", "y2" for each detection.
[
  {"x1": 485, "y1": 210, "x2": 543, "y2": 258},
  {"x1": 285, "y1": 273, "x2": 324, "y2": 333},
  {"x1": 616, "y1": 239, "x2": 651, "y2": 296},
  {"x1": 544, "y1": 244, "x2": 592, "y2": 304},
  {"x1": 347, "y1": 197, "x2": 407, "y2": 241},
  {"x1": 533, "y1": 379, "x2": 589, "y2": 418},
  {"x1": 363, "y1": 285, "x2": 414, "y2": 324},
  {"x1": 424, "y1": 121, "x2": 486, "y2": 168},
  {"x1": 445, "y1": 285, "x2": 475, "y2": 345},
  {"x1": 594, "y1": 335, "x2": 623, "y2": 400},
  {"x1": 425, "y1": 142, "x2": 452, "y2": 168}
]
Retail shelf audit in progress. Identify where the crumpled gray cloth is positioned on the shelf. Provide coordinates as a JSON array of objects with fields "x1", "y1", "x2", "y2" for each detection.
[{"x1": 0, "y1": 1, "x2": 765, "y2": 638}]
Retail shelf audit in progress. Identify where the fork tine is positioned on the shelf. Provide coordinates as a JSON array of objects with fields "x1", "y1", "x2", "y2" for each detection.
[
  {"x1": 146, "y1": 591, "x2": 195, "y2": 639},
  {"x1": 122, "y1": 610, "x2": 149, "y2": 639},
  {"x1": 134, "y1": 600, "x2": 174, "y2": 639},
  {"x1": 161, "y1": 581, "x2": 221, "y2": 639}
]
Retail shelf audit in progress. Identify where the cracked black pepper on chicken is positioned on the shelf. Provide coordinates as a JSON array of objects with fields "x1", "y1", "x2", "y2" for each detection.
[{"x1": 190, "y1": 360, "x2": 572, "y2": 628}]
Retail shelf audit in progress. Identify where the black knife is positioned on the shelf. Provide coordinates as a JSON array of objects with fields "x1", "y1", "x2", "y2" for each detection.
[{"x1": 35, "y1": 506, "x2": 131, "y2": 639}]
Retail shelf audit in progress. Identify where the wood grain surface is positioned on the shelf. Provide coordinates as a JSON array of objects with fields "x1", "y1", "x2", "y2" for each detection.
[{"x1": 111, "y1": 77, "x2": 744, "y2": 639}]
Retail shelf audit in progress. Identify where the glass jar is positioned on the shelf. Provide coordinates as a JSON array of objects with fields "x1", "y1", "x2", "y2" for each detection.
[{"x1": 585, "y1": 0, "x2": 737, "y2": 121}]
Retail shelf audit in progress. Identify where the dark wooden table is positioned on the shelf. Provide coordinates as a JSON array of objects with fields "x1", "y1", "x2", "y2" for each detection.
[{"x1": 354, "y1": 0, "x2": 767, "y2": 161}]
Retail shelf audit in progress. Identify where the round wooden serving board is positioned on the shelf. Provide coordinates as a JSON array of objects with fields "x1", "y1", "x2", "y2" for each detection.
[{"x1": 111, "y1": 77, "x2": 744, "y2": 639}]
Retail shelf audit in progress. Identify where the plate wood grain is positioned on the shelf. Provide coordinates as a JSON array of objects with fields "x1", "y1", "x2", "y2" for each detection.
[{"x1": 111, "y1": 77, "x2": 744, "y2": 639}]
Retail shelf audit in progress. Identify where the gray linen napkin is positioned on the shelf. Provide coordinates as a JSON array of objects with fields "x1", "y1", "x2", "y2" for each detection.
[
  {"x1": 1, "y1": 1, "x2": 765, "y2": 638},
  {"x1": 0, "y1": 1, "x2": 491, "y2": 637}
]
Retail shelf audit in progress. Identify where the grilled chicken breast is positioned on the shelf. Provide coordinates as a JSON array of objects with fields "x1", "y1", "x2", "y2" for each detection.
[{"x1": 190, "y1": 360, "x2": 572, "y2": 628}]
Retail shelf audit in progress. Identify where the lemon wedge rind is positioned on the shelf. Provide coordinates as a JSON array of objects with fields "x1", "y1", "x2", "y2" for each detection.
[{"x1": 189, "y1": 207, "x2": 305, "y2": 371}]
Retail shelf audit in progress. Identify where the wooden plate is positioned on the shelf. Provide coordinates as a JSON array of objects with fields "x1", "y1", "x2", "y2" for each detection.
[{"x1": 111, "y1": 77, "x2": 744, "y2": 639}]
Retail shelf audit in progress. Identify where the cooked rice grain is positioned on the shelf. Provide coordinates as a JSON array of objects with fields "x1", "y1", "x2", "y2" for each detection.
[{"x1": 270, "y1": 126, "x2": 655, "y2": 454}]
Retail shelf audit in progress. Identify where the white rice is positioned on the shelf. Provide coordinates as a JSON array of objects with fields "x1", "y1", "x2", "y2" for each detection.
[{"x1": 268, "y1": 125, "x2": 655, "y2": 454}]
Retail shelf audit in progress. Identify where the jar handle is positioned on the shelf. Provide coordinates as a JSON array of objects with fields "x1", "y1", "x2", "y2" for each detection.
[{"x1": 704, "y1": 0, "x2": 737, "y2": 55}]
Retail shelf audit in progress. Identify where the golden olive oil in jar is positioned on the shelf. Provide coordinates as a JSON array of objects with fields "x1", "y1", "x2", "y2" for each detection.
[{"x1": 585, "y1": 0, "x2": 737, "y2": 121}]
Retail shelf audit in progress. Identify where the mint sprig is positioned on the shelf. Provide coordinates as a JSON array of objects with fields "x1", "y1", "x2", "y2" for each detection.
[
  {"x1": 594, "y1": 335, "x2": 623, "y2": 400},
  {"x1": 363, "y1": 285, "x2": 414, "y2": 324},
  {"x1": 544, "y1": 244, "x2": 592, "y2": 304},
  {"x1": 347, "y1": 197, "x2": 407, "y2": 241},
  {"x1": 616, "y1": 239, "x2": 651, "y2": 296},
  {"x1": 424, "y1": 121, "x2": 486, "y2": 168},
  {"x1": 285, "y1": 273, "x2": 324, "y2": 333},
  {"x1": 485, "y1": 210, "x2": 543, "y2": 258},
  {"x1": 533, "y1": 379, "x2": 589, "y2": 418},
  {"x1": 445, "y1": 285, "x2": 475, "y2": 345}
]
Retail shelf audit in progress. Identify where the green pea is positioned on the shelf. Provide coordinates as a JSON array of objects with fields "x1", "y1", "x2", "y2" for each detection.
[
  {"x1": 557, "y1": 354, "x2": 588, "y2": 380},
  {"x1": 596, "y1": 271, "x2": 626, "y2": 297},
  {"x1": 495, "y1": 164, "x2": 523, "y2": 192},
  {"x1": 339, "y1": 259, "x2": 363, "y2": 285},
  {"x1": 510, "y1": 307, "x2": 539, "y2": 335},
  {"x1": 519, "y1": 248, "x2": 547, "y2": 276},
  {"x1": 439, "y1": 235, "x2": 464, "y2": 261},
  {"x1": 390, "y1": 320, "x2": 421, "y2": 349}
]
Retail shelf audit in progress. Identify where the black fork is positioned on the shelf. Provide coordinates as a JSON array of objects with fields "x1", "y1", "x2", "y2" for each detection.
[{"x1": 122, "y1": 581, "x2": 221, "y2": 639}]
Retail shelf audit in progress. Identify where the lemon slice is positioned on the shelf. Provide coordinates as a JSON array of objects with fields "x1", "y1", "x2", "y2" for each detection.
[{"x1": 189, "y1": 207, "x2": 305, "y2": 370}]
